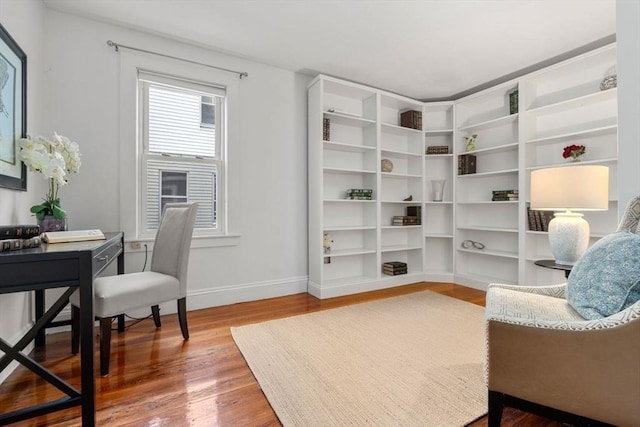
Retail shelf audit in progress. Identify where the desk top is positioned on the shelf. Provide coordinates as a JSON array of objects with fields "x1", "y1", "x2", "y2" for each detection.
[
  {"x1": 0, "y1": 232, "x2": 122, "y2": 260},
  {"x1": 0, "y1": 232, "x2": 124, "y2": 294}
]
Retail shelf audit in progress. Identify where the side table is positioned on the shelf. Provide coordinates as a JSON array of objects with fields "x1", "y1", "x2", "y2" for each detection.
[{"x1": 534, "y1": 259, "x2": 573, "y2": 279}]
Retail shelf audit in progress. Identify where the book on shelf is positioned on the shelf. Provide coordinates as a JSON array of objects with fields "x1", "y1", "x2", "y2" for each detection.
[
  {"x1": 457, "y1": 154, "x2": 477, "y2": 175},
  {"x1": 41, "y1": 229, "x2": 106, "y2": 244},
  {"x1": 383, "y1": 269, "x2": 408, "y2": 276},
  {"x1": 383, "y1": 261, "x2": 408, "y2": 276},
  {"x1": 400, "y1": 110, "x2": 422, "y2": 130},
  {"x1": 492, "y1": 189, "x2": 518, "y2": 201},
  {"x1": 345, "y1": 188, "x2": 373, "y2": 200},
  {"x1": 323, "y1": 118, "x2": 330, "y2": 141},
  {"x1": 0, "y1": 224, "x2": 40, "y2": 240},
  {"x1": 526, "y1": 207, "x2": 555, "y2": 231},
  {"x1": 0, "y1": 236, "x2": 42, "y2": 252},
  {"x1": 509, "y1": 89, "x2": 519, "y2": 115},
  {"x1": 426, "y1": 145, "x2": 450, "y2": 155},
  {"x1": 392, "y1": 216, "x2": 420, "y2": 226}
]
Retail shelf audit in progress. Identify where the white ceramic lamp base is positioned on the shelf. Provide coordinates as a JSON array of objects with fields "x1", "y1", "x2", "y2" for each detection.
[{"x1": 548, "y1": 212, "x2": 589, "y2": 265}]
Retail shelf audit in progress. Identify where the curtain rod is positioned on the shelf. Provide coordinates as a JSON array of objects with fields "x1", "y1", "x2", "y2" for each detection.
[{"x1": 106, "y1": 40, "x2": 249, "y2": 79}]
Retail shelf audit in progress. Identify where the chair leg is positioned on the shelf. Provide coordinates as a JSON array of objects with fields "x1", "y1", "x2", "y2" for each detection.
[
  {"x1": 117, "y1": 314, "x2": 125, "y2": 332},
  {"x1": 488, "y1": 390, "x2": 504, "y2": 427},
  {"x1": 99, "y1": 317, "x2": 112, "y2": 376},
  {"x1": 177, "y1": 297, "x2": 189, "y2": 340},
  {"x1": 151, "y1": 305, "x2": 161, "y2": 327},
  {"x1": 71, "y1": 305, "x2": 80, "y2": 354}
]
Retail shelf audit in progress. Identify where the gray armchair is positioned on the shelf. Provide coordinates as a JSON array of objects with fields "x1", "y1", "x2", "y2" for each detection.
[
  {"x1": 70, "y1": 203, "x2": 198, "y2": 376},
  {"x1": 485, "y1": 196, "x2": 640, "y2": 426}
]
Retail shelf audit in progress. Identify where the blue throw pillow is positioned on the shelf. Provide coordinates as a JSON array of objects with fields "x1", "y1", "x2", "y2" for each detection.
[{"x1": 567, "y1": 231, "x2": 640, "y2": 320}]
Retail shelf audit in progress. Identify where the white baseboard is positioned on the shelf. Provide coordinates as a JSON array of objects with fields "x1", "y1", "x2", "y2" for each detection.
[
  {"x1": 165, "y1": 275, "x2": 309, "y2": 313},
  {"x1": 308, "y1": 273, "x2": 427, "y2": 299}
]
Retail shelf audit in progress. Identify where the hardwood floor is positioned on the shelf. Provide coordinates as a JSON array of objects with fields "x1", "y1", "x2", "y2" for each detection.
[{"x1": 0, "y1": 282, "x2": 563, "y2": 426}]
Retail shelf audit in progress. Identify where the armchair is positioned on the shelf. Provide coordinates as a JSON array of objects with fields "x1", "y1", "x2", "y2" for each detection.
[
  {"x1": 485, "y1": 196, "x2": 640, "y2": 427},
  {"x1": 70, "y1": 203, "x2": 198, "y2": 376}
]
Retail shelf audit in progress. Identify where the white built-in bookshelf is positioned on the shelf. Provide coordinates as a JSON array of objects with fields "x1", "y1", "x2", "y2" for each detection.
[{"x1": 308, "y1": 43, "x2": 618, "y2": 298}]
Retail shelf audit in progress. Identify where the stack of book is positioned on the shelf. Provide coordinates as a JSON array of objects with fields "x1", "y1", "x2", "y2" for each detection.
[
  {"x1": 383, "y1": 261, "x2": 408, "y2": 276},
  {"x1": 527, "y1": 207, "x2": 555, "y2": 232},
  {"x1": 323, "y1": 118, "x2": 330, "y2": 141},
  {"x1": 392, "y1": 216, "x2": 420, "y2": 226},
  {"x1": 391, "y1": 205, "x2": 421, "y2": 226},
  {"x1": 426, "y1": 145, "x2": 449, "y2": 155},
  {"x1": 492, "y1": 189, "x2": 519, "y2": 201},
  {"x1": 458, "y1": 154, "x2": 477, "y2": 175},
  {"x1": 345, "y1": 188, "x2": 373, "y2": 200},
  {"x1": 0, "y1": 225, "x2": 41, "y2": 252},
  {"x1": 400, "y1": 110, "x2": 422, "y2": 130}
]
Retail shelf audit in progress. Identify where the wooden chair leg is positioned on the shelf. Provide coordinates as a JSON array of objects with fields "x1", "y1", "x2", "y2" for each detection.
[
  {"x1": 151, "y1": 305, "x2": 161, "y2": 327},
  {"x1": 488, "y1": 390, "x2": 504, "y2": 427},
  {"x1": 117, "y1": 314, "x2": 125, "y2": 332},
  {"x1": 177, "y1": 298, "x2": 189, "y2": 340},
  {"x1": 71, "y1": 305, "x2": 80, "y2": 354},
  {"x1": 99, "y1": 317, "x2": 112, "y2": 376}
]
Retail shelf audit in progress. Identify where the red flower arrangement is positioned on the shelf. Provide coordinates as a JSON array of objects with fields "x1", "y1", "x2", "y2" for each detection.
[{"x1": 562, "y1": 144, "x2": 586, "y2": 161}]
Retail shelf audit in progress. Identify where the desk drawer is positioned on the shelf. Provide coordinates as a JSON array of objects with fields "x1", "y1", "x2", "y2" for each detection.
[{"x1": 93, "y1": 239, "x2": 123, "y2": 275}]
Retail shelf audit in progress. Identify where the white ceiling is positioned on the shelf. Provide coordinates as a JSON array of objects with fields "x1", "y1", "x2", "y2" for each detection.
[{"x1": 44, "y1": 0, "x2": 616, "y2": 100}]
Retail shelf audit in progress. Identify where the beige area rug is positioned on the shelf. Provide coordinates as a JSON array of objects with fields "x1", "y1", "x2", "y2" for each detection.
[{"x1": 231, "y1": 291, "x2": 487, "y2": 426}]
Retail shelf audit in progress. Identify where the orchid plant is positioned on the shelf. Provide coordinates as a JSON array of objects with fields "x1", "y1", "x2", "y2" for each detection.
[{"x1": 19, "y1": 133, "x2": 81, "y2": 220}]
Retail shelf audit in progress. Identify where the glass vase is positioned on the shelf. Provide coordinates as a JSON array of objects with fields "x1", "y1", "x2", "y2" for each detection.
[{"x1": 38, "y1": 216, "x2": 68, "y2": 233}]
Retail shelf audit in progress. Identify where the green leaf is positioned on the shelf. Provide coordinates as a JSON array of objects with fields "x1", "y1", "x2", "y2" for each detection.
[
  {"x1": 30, "y1": 205, "x2": 46, "y2": 214},
  {"x1": 52, "y1": 205, "x2": 66, "y2": 219},
  {"x1": 35, "y1": 211, "x2": 46, "y2": 221}
]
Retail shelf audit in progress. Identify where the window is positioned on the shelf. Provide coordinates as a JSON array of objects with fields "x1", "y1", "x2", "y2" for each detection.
[{"x1": 138, "y1": 71, "x2": 225, "y2": 236}]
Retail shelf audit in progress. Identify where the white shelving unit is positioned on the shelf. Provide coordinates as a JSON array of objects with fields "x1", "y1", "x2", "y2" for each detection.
[{"x1": 309, "y1": 43, "x2": 619, "y2": 297}]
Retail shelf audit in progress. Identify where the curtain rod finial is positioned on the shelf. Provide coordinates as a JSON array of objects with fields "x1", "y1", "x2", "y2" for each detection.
[{"x1": 107, "y1": 40, "x2": 118, "y2": 52}]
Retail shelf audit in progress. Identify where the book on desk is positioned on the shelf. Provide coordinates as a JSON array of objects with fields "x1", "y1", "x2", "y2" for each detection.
[{"x1": 41, "y1": 229, "x2": 106, "y2": 244}]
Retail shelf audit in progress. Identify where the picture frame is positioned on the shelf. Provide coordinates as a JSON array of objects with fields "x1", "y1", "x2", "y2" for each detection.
[{"x1": 0, "y1": 22, "x2": 27, "y2": 191}]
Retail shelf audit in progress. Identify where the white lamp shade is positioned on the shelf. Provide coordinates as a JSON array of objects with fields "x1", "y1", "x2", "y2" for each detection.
[{"x1": 530, "y1": 165, "x2": 609, "y2": 211}]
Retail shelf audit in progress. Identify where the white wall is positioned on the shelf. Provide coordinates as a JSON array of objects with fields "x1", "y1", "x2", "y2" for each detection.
[
  {"x1": 40, "y1": 9, "x2": 311, "y2": 312},
  {"x1": 617, "y1": 0, "x2": 640, "y2": 213},
  {"x1": 0, "y1": 0, "x2": 48, "y2": 383}
]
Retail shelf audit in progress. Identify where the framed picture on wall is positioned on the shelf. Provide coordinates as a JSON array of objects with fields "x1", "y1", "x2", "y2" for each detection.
[{"x1": 0, "y1": 22, "x2": 27, "y2": 191}]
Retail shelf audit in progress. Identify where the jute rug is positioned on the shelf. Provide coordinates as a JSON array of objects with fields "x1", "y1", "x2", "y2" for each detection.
[{"x1": 231, "y1": 291, "x2": 487, "y2": 426}]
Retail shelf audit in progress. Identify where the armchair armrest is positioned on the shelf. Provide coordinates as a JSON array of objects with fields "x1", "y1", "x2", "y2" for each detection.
[{"x1": 487, "y1": 282, "x2": 566, "y2": 299}]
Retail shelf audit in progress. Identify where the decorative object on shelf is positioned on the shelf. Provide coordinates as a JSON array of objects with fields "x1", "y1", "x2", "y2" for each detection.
[
  {"x1": 457, "y1": 154, "x2": 477, "y2": 175},
  {"x1": 323, "y1": 232, "x2": 332, "y2": 264},
  {"x1": 345, "y1": 188, "x2": 373, "y2": 200},
  {"x1": 19, "y1": 133, "x2": 81, "y2": 232},
  {"x1": 562, "y1": 144, "x2": 586, "y2": 162},
  {"x1": 403, "y1": 195, "x2": 413, "y2": 201},
  {"x1": 508, "y1": 89, "x2": 519, "y2": 114},
  {"x1": 461, "y1": 240, "x2": 485, "y2": 250},
  {"x1": 381, "y1": 158, "x2": 393, "y2": 173},
  {"x1": 0, "y1": 23, "x2": 27, "y2": 191},
  {"x1": 400, "y1": 110, "x2": 422, "y2": 130},
  {"x1": 382, "y1": 261, "x2": 407, "y2": 276},
  {"x1": 491, "y1": 189, "x2": 518, "y2": 201},
  {"x1": 599, "y1": 65, "x2": 617, "y2": 91},
  {"x1": 530, "y1": 165, "x2": 609, "y2": 265},
  {"x1": 430, "y1": 180, "x2": 446, "y2": 202},
  {"x1": 426, "y1": 145, "x2": 449, "y2": 155},
  {"x1": 323, "y1": 118, "x2": 330, "y2": 141},
  {"x1": 464, "y1": 134, "x2": 477, "y2": 152}
]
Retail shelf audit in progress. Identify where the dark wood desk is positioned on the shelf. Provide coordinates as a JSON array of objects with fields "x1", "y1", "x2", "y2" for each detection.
[
  {"x1": 0, "y1": 232, "x2": 124, "y2": 426},
  {"x1": 534, "y1": 259, "x2": 573, "y2": 279}
]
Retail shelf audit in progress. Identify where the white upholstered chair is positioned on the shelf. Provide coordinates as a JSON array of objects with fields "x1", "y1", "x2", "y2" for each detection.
[
  {"x1": 485, "y1": 196, "x2": 640, "y2": 426},
  {"x1": 70, "y1": 202, "x2": 198, "y2": 376}
]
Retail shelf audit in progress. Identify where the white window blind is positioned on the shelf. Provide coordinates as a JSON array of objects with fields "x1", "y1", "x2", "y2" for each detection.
[{"x1": 139, "y1": 70, "x2": 225, "y2": 235}]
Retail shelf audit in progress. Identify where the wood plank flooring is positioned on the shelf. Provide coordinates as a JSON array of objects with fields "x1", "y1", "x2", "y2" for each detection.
[{"x1": 0, "y1": 282, "x2": 564, "y2": 426}]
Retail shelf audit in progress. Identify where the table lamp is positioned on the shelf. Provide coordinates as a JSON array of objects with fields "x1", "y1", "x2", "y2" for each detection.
[{"x1": 530, "y1": 165, "x2": 609, "y2": 265}]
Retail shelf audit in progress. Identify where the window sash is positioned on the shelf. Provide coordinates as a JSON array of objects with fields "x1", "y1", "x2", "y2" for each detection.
[{"x1": 138, "y1": 70, "x2": 226, "y2": 237}]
